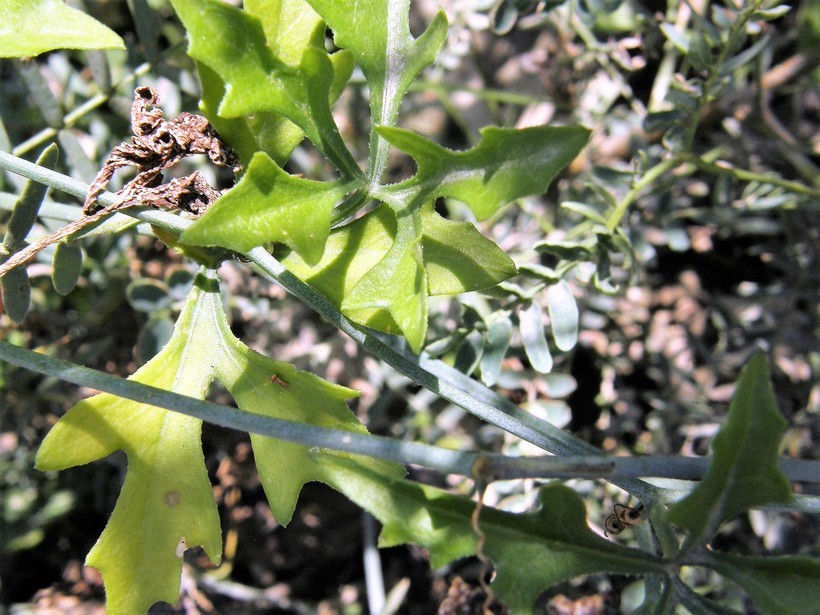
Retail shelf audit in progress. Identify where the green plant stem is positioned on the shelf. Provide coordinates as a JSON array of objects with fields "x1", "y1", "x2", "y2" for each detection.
[
  {"x1": 5, "y1": 152, "x2": 820, "y2": 507},
  {"x1": 3, "y1": 340, "x2": 819, "y2": 498},
  {"x1": 607, "y1": 156, "x2": 679, "y2": 231},
  {"x1": 11, "y1": 60, "x2": 156, "y2": 158},
  {"x1": 682, "y1": 0, "x2": 765, "y2": 151},
  {"x1": 679, "y1": 152, "x2": 820, "y2": 198}
]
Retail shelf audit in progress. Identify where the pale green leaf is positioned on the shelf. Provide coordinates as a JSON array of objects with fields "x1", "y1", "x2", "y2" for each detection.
[
  {"x1": 480, "y1": 317, "x2": 512, "y2": 386},
  {"x1": 35, "y1": 270, "x2": 397, "y2": 611},
  {"x1": 182, "y1": 152, "x2": 353, "y2": 263},
  {"x1": 35, "y1": 283, "x2": 222, "y2": 615},
  {"x1": 547, "y1": 280, "x2": 579, "y2": 351},
  {"x1": 519, "y1": 302, "x2": 553, "y2": 373},
  {"x1": 0, "y1": 0, "x2": 124, "y2": 57},
  {"x1": 378, "y1": 125, "x2": 591, "y2": 219},
  {"x1": 666, "y1": 352, "x2": 792, "y2": 541}
]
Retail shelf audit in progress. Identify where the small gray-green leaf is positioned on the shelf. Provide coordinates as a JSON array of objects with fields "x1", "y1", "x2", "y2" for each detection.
[
  {"x1": 480, "y1": 317, "x2": 512, "y2": 386},
  {"x1": 1, "y1": 266, "x2": 31, "y2": 322},
  {"x1": 126, "y1": 279, "x2": 172, "y2": 313},
  {"x1": 51, "y1": 242, "x2": 83, "y2": 295},
  {"x1": 2, "y1": 144, "x2": 58, "y2": 251},
  {"x1": 136, "y1": 316, "x2": 174, "y2": 365},
  {"x1": 547, "y1": 281, "x2": 578, "y2": 351},
  {"x1": 454, "y1": 330, "x2": 484, "y2": 377},
  {"x1": 519, "y1": 302, "x2": 553, "y2": 373}
]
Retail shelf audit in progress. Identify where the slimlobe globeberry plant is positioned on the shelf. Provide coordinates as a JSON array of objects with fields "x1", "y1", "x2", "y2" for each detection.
[{"x1": 1, "y1": 0, "x2": 818, "y2": 613}]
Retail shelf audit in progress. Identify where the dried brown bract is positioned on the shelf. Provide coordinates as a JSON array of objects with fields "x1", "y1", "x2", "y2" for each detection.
[
  {"x1": 83, "y1": 86, "x2": 240, "y2": 214},
  {"x1": 0, "y1": 87, "x2": 240, "y2": 278}
]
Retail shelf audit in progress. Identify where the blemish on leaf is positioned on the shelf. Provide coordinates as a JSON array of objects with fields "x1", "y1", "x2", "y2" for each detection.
[
  {"x1": 164, "y1": 489, "x2": 181, "y2": 508},
  {"x1": 268, "y1": 374, "x2": 289, "y2": 388}
]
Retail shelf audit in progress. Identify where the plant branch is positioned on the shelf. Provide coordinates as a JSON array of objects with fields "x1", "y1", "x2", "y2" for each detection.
[{"x1": 2, "y1": 340, "x2": 819, "y2": 500}]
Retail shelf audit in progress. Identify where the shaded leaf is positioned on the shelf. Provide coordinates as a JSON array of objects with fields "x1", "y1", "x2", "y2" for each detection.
[
  {"x1": 320, "y1": 461, "x2": 666, "y2": 613},
  {"x1": 704, "y1": 551, "x2": 820, "y2": 615},
  {"x1": 0, "y1": 0, "x2": 124, "y2": 57},
  {"x1": 0, "y1": 266, "x2": 30, "y2": 322},
  {"x1": 666, "y1": 352, "x2": 792, "y2": 542},
  {"x1": 420, "y1": 203, "x2": 516, "y2": 294},
  {"x1": 2, "y1": 144, "x2": 58, "y2": 250},
  {"x1": 480, "y1": 317, "x2": 512, "y2": 386}
]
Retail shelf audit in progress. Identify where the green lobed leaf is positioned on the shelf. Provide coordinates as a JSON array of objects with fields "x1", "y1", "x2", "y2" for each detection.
[
  {"x1": 171, "y1": 0, "x2": 360, "y2": 178},
  {"x1": 703, "y1": 551, "x2": 820, "y2": 615},
  {"x1": 0, "y1": 0, "x2": 124, "y2": 57},
  {"x1": 283, "y1": 203, "x2": 516, "y2": 352},
  {"x1": 378, "y1": 125, "x2": 591, "y2": 220},
  {"x1": 666, "y1": 352, "x2": 793, "y2": 542},
  {"x1": 306, "y1": 0, "x2": 448, "y2": 178},
  {"x1": 340, "y1": 214, "x2": 428, "y2": 352},
  {"x1": 35, "y1": 292, "x2": 222, "y2": 615},
  {"x1": 182, "y1": 152, "x2": 353, "y2": 264},
  {"x1": 35, "y1": 270, "x2": 397, "y2": 611},
  {"x1": 320, "y1": 460, "x2": 666, "y2": 614}
]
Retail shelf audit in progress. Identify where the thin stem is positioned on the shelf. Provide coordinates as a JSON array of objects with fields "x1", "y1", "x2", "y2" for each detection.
[
  {"x1": 607, "y1": 156, "x2": 679, "y2": 231},
  {"x1": 680, "y1": 152, "x2": 820, "y2": 197},
  {"x1": 11, "y1": 60, "x2": 157, "y2": 158}
]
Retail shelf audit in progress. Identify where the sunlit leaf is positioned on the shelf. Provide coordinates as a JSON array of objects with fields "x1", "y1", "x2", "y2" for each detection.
[
  {"x1": 547, "y1": 281, "x2": 579, "y2": 351},
  {"x1": 0, "y1": 0, "x2": 124, "y2": 57},
  {"x1": 519, "y1": 301, "x2": 553, "y2": 373},
  {"x1": 379, "y1": 125, "x2": 591, "y2": 219},
  {"x1": 182, "y1": 152, "x2": 353, "y2": 263},
  {"x1": 35, "y1": 270, "x2": 398, "y2": 611}
]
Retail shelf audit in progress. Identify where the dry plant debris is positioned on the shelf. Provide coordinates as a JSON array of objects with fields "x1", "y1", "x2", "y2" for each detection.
[{"x1": 0, "y1": 87, "x2": 239, "y2": 277}]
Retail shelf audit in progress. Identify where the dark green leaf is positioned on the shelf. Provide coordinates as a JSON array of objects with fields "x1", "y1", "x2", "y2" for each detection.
[
  {"x1": 704, "y1": 551, "x2": 820, "y2": 615},
  {"x1": 2, "y1": 144, "x2": 58, "y2": 251},
  {"x1": 666, "y1": 352, "x2": 793, "y2": 541},
  {"x1": 126, "y1": 278, "x2": 172, "y2": 313},
  {"x1": 0, "y1": 266, "x2": 30, "y2": 322}
]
